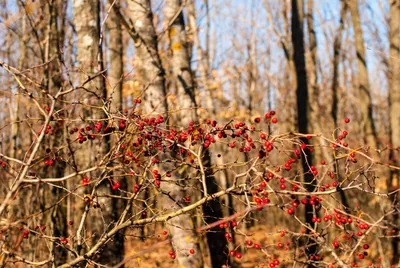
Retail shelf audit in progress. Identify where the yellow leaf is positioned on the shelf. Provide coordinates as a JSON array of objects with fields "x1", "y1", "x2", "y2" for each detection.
[
  {"x1": 172, "y1": 43, "x2": 182, "y2": 51},
  {"x1": 170, "y1": 28, "x2": 177, "y2": 36}
]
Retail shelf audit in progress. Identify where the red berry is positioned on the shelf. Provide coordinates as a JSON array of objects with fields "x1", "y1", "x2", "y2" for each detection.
[
  {"x1": 333, "y1": 241, "x2": 339, "y2": 248},
  {"x1": 189, "y1": 249, "x2": 195, "y2": 254},
  {"x1": 271, "y1": 118, "x2": 278, "y2": 124},
  {"x1": 112, "y1": 182, "x2": 121, "y2": 190},
  {"x1": 235, "y1": 252, "x2": 242, "y2": 259},
  {"x1": 345, "y1": 118, "x2": 350, "y2": 123}
]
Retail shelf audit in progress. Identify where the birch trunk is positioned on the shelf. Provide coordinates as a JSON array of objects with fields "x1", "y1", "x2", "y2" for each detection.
[
  {"x1": 126, "y1": 0, "x2": 203, "y2": 266},
  {"x1": 73, "y1": 0, "x2": 119, "y2": 265}
]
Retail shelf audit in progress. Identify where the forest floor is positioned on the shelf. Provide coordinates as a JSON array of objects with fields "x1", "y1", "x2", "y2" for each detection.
[{"x1": 122, "y1": 224, "x2": 296, "y2": 268}]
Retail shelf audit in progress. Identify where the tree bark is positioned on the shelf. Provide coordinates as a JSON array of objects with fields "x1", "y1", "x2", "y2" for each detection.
[
  {"x1": 186, "y1": 1, "x2": 229, "y2": 266},
  {"x1": 126, "y1": 0, "x2": 203, "y2": 267},
  {"x1": 388, "y1": 0, "x2": 400, "y2": 264},
  {"x1": 107, "y1": 2, "x2": 126, "y2": 266},
  {"x1": 47, "y1": 0, "x2": 68, "y2": 264},
  {"x1": 107, "y1": 2, "x2": 123, "y2": 113},
  {"x1": 306, "y1": 0, "x2": 333, "y2": 164},
  {"x1": 348, "y1": 0, "x2": 378, "y2": 152},
  {"x1": 73, "y1": 0, "x2": 119, "y2": 265},
  {"x1": 331, "y1": 1, "x2": 347, "y2": 127},
  {"x1": 291, "y1": 0, "x2": 317, "y2": 264},
  {"x1": 165, "y1": 0, "x2": 197, "y2": 126}
]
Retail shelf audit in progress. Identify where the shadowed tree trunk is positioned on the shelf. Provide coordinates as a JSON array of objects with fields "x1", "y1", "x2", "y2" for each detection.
[
  {"x1": 186, "y1": 1, "x2": 229, "y2": 266},
  {"x1": 106, "y1": 2, "x2": 126, "y2": 266},
  {"x1": 125, "y1": 0, "x2": 203, "y2": 266},
  {"x1": 348, "y1": 0, "x2": 378, "y2": 152},
  {"x1": 291, "y1": 0, "x2": 317, "y2": 264},
  {"x1": 331, "y1": 1, "x2": 347, "y2": 128},
  {"x1": 46, "y1": 0, "x2": 68, "y2": 264},
  {"x1": 331, "y1": 0, "x2": 351, "y2": 212},
  {"x1": 388, "y1": 0, "x2": 400, "y2": 265}
]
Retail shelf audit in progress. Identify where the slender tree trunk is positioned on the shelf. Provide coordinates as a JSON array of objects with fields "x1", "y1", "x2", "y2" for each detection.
[
  {"x1": 126, "y1": 0, "x2": 203, "y2": 267},
  {"x1": 388, "y1": 0, "x2": 400, "y2": 265},
  {"x1": 108, "y1": 3, "x2": 123, "y2": 113},
  {"x1": 306, "y1": 0, "x2": 333, "y2": 164},
  {"x1": 47, "y1": 0, "x2": 68, "y2": 264},
  {"x1": 187, "y1": 0, "x2": 215, "y2": 116},
  {"x1": 306, "y1": 0, "x2": 319, "y2": 132},
  {"x1": 186, "y1": 2, "x2": 228, "y2": 266},
  {"x1": 291, "y1": 0, "x2": 317, "y2": 264},
  {"x1": 331, "y1": 1, "x2": 347, "y2": 127},
  {"x1": 331, "y1": 0, "x2": 351, "y2": 212},
  {"x1": 107, "y1": 2, "x2": 126, "y2": 266},
  {"x1": 348, "y1": 0, "x2": 378, "y2": 152}
]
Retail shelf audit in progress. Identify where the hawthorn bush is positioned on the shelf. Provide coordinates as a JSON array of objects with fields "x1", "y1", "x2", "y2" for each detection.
[{"x1": 0, "y1": 81, "x2": 399, "y2": 268}]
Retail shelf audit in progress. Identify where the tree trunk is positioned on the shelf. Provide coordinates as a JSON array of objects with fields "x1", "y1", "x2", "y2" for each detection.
[
  {"x1": 186, "y1": 1, "x2": 229, "y2": 266},
  {"x1": 306, "y1": 0, "x2": 333, "y2": 164},
  {"x1": 291, "y1": 0, "x2": 317, "y2": 264},
  {"x1": 187, "y1": 0, "x2": 215, "y2": 117},
  {"x1": 388, "y1": 0, "x2": 400, "y2": 265},
  {"x1": 165, "y1": 0, "x2": 198, "y2": 127},
  {"x1": 73, "y1": 0, "x2": 118, "y2": 265},
  {"x1": 348, "y1": 0, "x2": 378, "y2": 152},
  {"x1": 107, "y1": 2, "x2": 126, "y2": 266},
  {"x1": 331, "y1": 1, "x2": 347, "y2": 127},
  {"x1": 331, "y1": 0, "x2": 351, "y2": 212},
  {"x1": 47, "y1": 0, "x2": 68, "y2": 264},
  {"x1": 126, "y1": 0, "x2": 203, "y2": 267},
  {"x1": 107, "y1": 3, "x2": 123, "y2": 113}
]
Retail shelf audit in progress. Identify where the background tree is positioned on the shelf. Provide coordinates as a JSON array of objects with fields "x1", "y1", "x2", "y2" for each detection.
[{"x1": 0, "y1": 0, "x2": 399, "y2": 267}]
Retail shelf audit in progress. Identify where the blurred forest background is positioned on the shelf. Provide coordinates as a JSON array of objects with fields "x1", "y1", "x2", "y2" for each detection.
[{"x1": 0, "y1": 0, "x2": 399, "y2": 267}]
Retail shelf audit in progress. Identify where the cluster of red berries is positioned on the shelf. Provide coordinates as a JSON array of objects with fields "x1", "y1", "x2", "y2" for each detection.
[
  {"x1": 38, "y1": 124, "x2": 54, "y2": 135},
  {"x1": 133, "y1": 183, "x2": 140, "y2": 193},
  {"x1": 111, "y1": 181, "x2": 121, "y2": 190},
  {"x1": 43, "y1": 159, "x2": 55, "y2": 166},
  {"x1": 169, "y1": 249, "x2": 176, "y2": 259}
]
